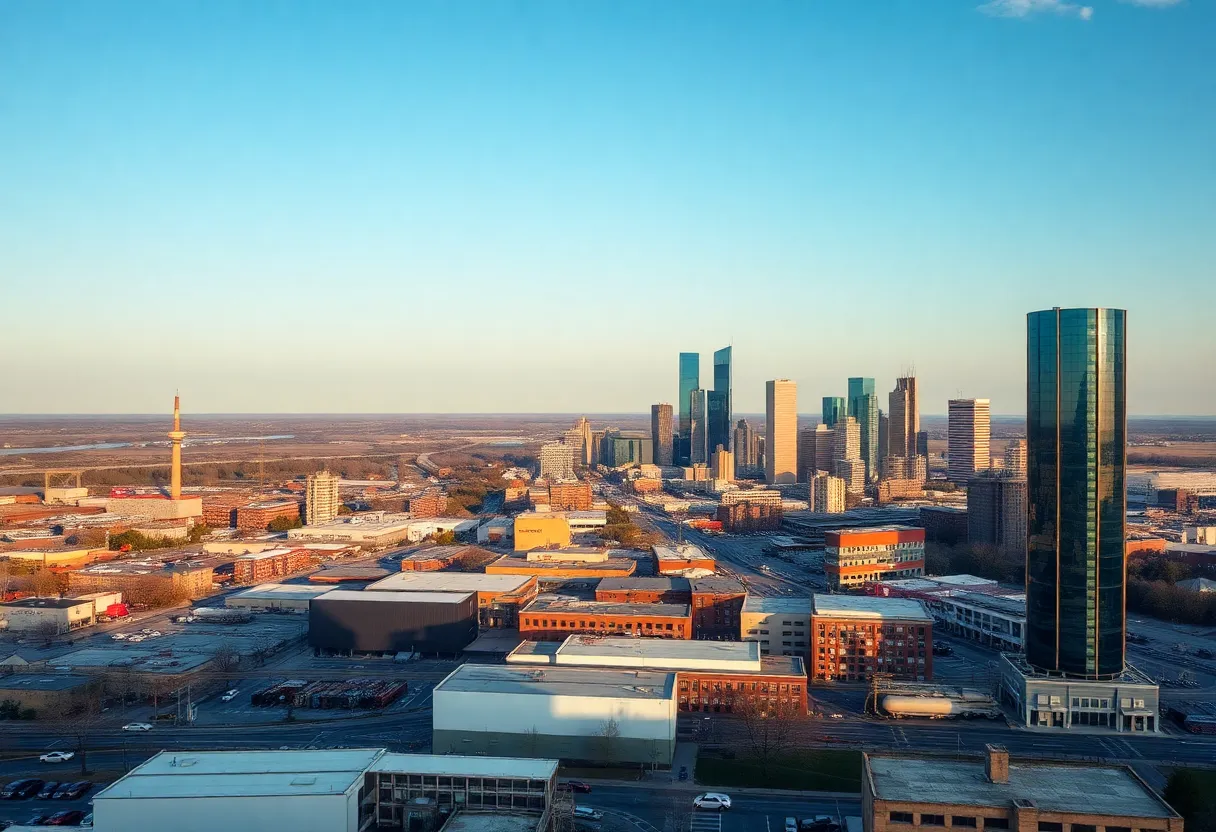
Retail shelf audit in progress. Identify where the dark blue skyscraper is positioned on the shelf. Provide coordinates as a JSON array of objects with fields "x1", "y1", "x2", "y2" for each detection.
[
  {"x1": 708, "y1": 346, "x2": 732, "y2": 454},
  {"x1": 1026, "y1": 307, "x2": 1127, "y2": 679},
  {"x1": 678, "y1": 352, "x2": 700, "y2": 465}
]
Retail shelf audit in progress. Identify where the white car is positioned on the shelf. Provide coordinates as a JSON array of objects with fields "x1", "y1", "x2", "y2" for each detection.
[
  {"x1": 573, "y1": 806, "x2": 604, "y2": 821},
  {"x1": 221, "y1": 689, "x2": 239, "y2": 702},
  {"x1": 785, "y1": 819, "x2": 800, "y2": 832},
  {"x1": 122, "y1": 722, "x2": 154, "y2": 732},
  {"x1": 693, "y1": 793, "x2": 732, "y2": 811},
  {"x1": 39, "y1": 751, "x2": 75, "y2": 763},
  {"x1": 111, "y1": 633, "x2": 128, "y2": 640}
]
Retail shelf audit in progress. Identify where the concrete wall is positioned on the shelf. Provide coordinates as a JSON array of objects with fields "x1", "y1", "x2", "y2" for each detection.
[{"x1": 432, "y1": 728, "x2": 674, "y2": 766}]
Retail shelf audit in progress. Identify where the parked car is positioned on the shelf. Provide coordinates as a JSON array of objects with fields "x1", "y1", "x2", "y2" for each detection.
[
  {"x1": 678, "y1": 766, "x2": 688, "y2": 781},
  {"x1": 36, "y1": 782, "x2": 61, "y2": 800},
  {"x1": 573, "y1": 806, "x2": 604, "y2": 821},
  {"x1": 22, "y1": 815, "x2": 49, "y2": 827},
  {"x1": 220, "y1": 689, "x2": 240, "y2": 702},
  {"x1": 786, "y1": 819, "x2": 800, "y2": 832},
  {"x1": 559, "y1": 781, "x2": 592, "y2": 794},
  {"x1": 693, "y1": 793, "x2": 732, "y2": 811},
  {"x1": 122, "y1": 723, "x2": 153, "y2": 732},
  {"x1": 79, "y1": 813, "x2": 93, "y2": 828},
  {"x1": 58, "y1": 782, "x2": 92, "y2": 801},
  {"x1": 1, "y1": 779, "x2": 44, "y2": 799},
  {"x1": 45, "y1": 810, "x2": 85, "y2": 826},
  {"x1": 932, "y1": 645, "x2": 954, "y2": 657},
  {"x1": 1197, "y1": 648, "x2": 1214, "y2": 660},
  {"x1": 801, "y1": 815, "x2": 841, "y2": 831},
  {"x1": 40, "y1": 752, "x2": 75, "y2": 764}
]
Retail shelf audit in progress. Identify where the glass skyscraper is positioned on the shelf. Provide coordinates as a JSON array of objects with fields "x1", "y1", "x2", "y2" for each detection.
[
  {"x1": 678, "y1": 352, "x2": 700, "y2": 465},
  {"x1": 848, "y1": 378, "x2": 878, "y2": 482},
  {"x1": 708, "y1": 346, "x2": 732, "y2": 454},
  {"x1": 690, "y1": 389, "x2": 708, "y2": 465},
  {"x1": 821, "y1": 396, "x2": 846, "y2": 428},
  {"x1": 1026, "y1": 307, "x2": 1127, "y2": 680}
]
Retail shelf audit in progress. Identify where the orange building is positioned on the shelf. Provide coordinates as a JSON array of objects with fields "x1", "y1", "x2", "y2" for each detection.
[
  {"x1": 690, "y1": 576, "x2": 747, "y2": 640},
  {"x1": 408, "y1": 491, "x2": 448, "y2": 519},
  {"x1": 824, "y1": 526, "x2": 925, "y2": 590},
  {"x1": 678, "y1": 657, "x2": 808, "y2": 713},
  {"x1": 231, "y1": 548, "x2": 312, "y2": 584},
  {"x1": 519, "y1": 598, "x2": 692, "y2": 640},
  {"x1": 631, "y1": 479, "x2": 662, "y2": 494},
  {"x1": 1126, "y1": 536, "x2": 1167, "y2": 557},
  {"x1": 653, "y1": 545, "x2": 715, "y2": 575},
  {"x1": 547, "y1": 482, "x2": 593, "y2": 511},
  {"x1": 235, "y1": 499, "x2": 302, "y2": 531}
]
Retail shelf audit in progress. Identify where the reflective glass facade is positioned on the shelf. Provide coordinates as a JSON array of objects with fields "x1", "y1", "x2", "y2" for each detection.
[
  {"x1": 678, "y1": 352, "x2": 700, "y2": 465},
  {"x1": 1026, "y1": 308, "x2": 1127, "y2": 679},
  {"x1": 709, "y1": 347, "x2": 733, "y2": 454},
  {"x1": 690, "y1": 389, "x2": 708, "y2": 465},
  {"x1": 822, "y1": 396, "x2": 846, "y2": 428},
  {"x1": 849, "y1": 378, "x2": 878, "y2": 483}
]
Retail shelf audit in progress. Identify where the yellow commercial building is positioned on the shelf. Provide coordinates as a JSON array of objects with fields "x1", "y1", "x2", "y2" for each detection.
[{"x1": 513, "y1": 514, "x2": 572, "y2": 552}]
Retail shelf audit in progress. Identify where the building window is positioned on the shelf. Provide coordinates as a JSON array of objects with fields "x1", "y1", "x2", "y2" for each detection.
[
  {"x1": 1071, "y1": 826, "x2": 1096, "y2": 832},
  {"x1": 982, "y1": 820, "x2": 1009, "y2": 830},
  {"x1": 1104, "y1": 827, "x2": 1131, "y2": 832},
  {"x1": 1038, "y1": 824, "x2": 1063, "y2": 832},
  {"x1": 889, "y1": 813, "x2": 914, "y2": 825},
  {"x1": 921, "y1": 815, "x2": 945, "y2": 826},
  {"x1": 952, "y1": 818, "x2": 978, "y2": 828}
]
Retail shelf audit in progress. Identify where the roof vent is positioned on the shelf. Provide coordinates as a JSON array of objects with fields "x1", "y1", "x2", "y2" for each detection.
[{"x1": 291, "y1": 776, "x2": 317, "y2": 786}]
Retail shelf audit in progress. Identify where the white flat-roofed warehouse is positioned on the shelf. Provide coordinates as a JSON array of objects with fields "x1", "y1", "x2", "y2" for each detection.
[
  {"x1": 508, "y1": 633, "x2": 763, "y2": 672},
  {"x1": 433, "y1": 663, "x2": 677, "y2": 765},
  {"x1": 226, "y1": 583, "x2": 331, "y2": 613},
  {"x1": 287, "y1": 512, "x2": 415, "y2": 546},
  {"x1": 90, "y1": 748, "x2": 561, "y2": 832},
  {"x1": 91, "y1": 748, "x2": 382, "y2": 832},
  {"x1": 309, "y1": 590, "x2": 478, "y2": 655}
]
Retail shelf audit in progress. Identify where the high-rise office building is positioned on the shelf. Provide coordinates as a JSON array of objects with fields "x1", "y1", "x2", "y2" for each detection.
[
  {"x1": 708, "y1": 346, "x2": 732, "y2": 455},
  {"x1": 848, "y1": 378, "x2": 879, "y2": 483},
  {"x1": 538, "y1": 441, "x2": 576, "y2": 481},
  {"x1": 834, "y1": 458, "x2": 866, "y2": 495},
  {"x1": 564, "y1": 417, "x2": 593, "y2": 466},
  {"x1": 809, "y1": 473, "x2": 846, "y2": 514},
  {"x1": 968, "y1": 470, "x2": 1027, "y2": 553},
  {"x1": 916, "y1": 431, "x2": 929, "y2": 458},
  {"x1": 603, "y1": 433, "x2": 653, "y2": 468},
  {"x1": 1004, "y1": 439, "x2": 1027, "y2": 478},
  {"x1": 948, "y1": 399, "x2": 991, "y2": 484},
  {"x1": 1026, "y1": 307, "x2": 1127, "y2": 679},
  {"x1": 877, "y1": 409, "x2": 889, "y2": 474},
  {"x1": 689, "y1": 389, "x2": 708, "y2": 465},
  {"x1": 832, "y1": 416, "x2": 861, "y2": 464},
  {"x1": 814, "y1": 424, "x2": 835, "y2": 475},
  {"x1": 733, "y1": 419, "x2": 758, "y2": 471},
  {"x1": 651, "y1": 404, "x2": 674, "y2": 467},
  {"x1": 765, "y1": 379, "x2": 797, "y2": 484},
  {"x1": 590, "y1": 430, "x2": 606, "y2": 467},
  {"x1": 797, "y1": 427, "x2": 818, "y2": 482},
  {"x1": 888, "y1": 376, "x2": 919, "y2": 461},
  {"x1": 677, "y1": 352, "x2": 700, "y2": 466},
  {"x1": 305, "y1": 470, "x2": 341, "y2": 526},
  {"x1": 821, "y1": 396, "x2": 846, "y2": 428}
]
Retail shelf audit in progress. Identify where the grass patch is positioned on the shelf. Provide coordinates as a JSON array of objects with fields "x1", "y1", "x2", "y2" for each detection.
[{"x1": 696, "y1": 749, "x2": 862, "y2": 793}]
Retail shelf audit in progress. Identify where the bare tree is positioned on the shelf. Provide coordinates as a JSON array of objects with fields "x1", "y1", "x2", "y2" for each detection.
[
  {"x1": 32, "y1": 620, "x2": 62, "y2": 647},
  {"x1": 523, "y1": 725, "x2": 542, "y2": 757},
  {"x1": 595, "y1": 717, "x2": 622, "y2": 762},
  {"x1": 51, "y1": 678, "x2": 106, "y2": 776},
  {"x1": 210, "y1": 642, "x2": 241, "y2": 674},
  {"x1": 734, "y1": 694, "x2": 805, "y2": 776}
]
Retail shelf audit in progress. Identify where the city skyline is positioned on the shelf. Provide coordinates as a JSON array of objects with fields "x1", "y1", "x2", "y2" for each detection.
[{"x1": 2, "y1": 2, "x2": 1214, "y2": 414}]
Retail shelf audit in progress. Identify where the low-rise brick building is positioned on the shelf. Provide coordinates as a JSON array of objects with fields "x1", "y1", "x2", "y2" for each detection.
[
  {"x1": 863, "y1": 746, "x2": 1183, "y2": 832},
  {"x1": 68, "y1": 560, "x2": 214, "y2": 602},
  {"x1": 812, "y1": 594, "x2": 933, "y2": 682},
  {"x1": 690, "y1": 576, "x2": 747, "y2": 640},
  {"x1": 407, "y1": 491, "x2": 448, "y2": 519},
  {"x1": 547, "y1": 482, "x2": 593, "y2": 511},
  {"x1": 519, "y1": 596, "x2": 692, "y2": 640},
  {"x1": 234, "y1": 499, "x2": 303, "y2": 531},
  {"x1": 595, "y1": 577, "x2": 690, "y2": 604},
  {"x1": 717, "y1": 502, "x2": 782, "y2": 532},
  {"x1": 653, "y1": 544, "x2": 715, "y2": 575},
  {"x1": 231, "y1": 547, "x2": 312, "y2": 585}
]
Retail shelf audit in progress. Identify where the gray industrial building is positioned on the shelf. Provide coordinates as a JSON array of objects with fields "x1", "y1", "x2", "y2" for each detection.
[{"x1": 309, "y1": 590, "x2": 478, "y2": 655}]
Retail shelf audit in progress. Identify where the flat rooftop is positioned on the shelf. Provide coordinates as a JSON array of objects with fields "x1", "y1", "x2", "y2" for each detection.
[
  {"x1": 93, "y1": 748, "x2": 384, "y2": 800},
  {"x1": 288, "y1": 514, "x2": 412, "y2": 533},
  {"x1": 369, "y1": 752, "x2": 557, "y2": 780},
  {"x1": 315, "y1": 589, "x2": 473, "y2": 604},
  {"x1": 488, "y1": 556, "x2": 637, "y2": 573},
  {"x1": 228, "y1": 583, "x2": 331, "y2": 602},
  {"x1": 0, "y1": 674, "x2": 91, "y2": 692},
  {"x1": 366, "y1": 572, "x2": 534, "y2": 594},
  {"x1": 443, "y1": 814, "x2": 540, "y2": 832},
  {"x1": 74, "y1": 560, "x2": 211, "y2": 575},
  {"x1": 827, "y1": 525, "x2": 920, "y2": 535},
  {"x1": 435, "y1": 664, "x2": 676, "y2": 700},
  {"x1": 0, "y1": 597, "x2": 92, "y2": 610},
  {"x1": 742, "y1": 595, "x2": 812, "y2": 615},
  {"x1": 523, "y1": 596, "x2": 690, "y2": 618},
  {"x1": 812, "y1": 594, "x2": 932, "y2": 622},
  {"x1": 652, "y1": 544, "x2": 711, "y2": 561},
  {"x1": 553, "y1": 634, "x2": 759, "y2": 670},
  {"x1": 596, "y1": 577, "x2": 689, "y2": 593},
  {"x1": 947, "y1": 591, "x2": 1026, "y2": 617},
  {"x1": 866, "y1": 754, "x2": 1179, "y2": 818},
  {"x1": 689, "y1": 576, "x2": 747, "y2": 594}
]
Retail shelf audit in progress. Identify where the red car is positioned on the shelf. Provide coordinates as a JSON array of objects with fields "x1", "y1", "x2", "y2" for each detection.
[
  {"x1": 558, "y1": 780, "x2": 592, "y2": 794},
  {"x1": 45, "y1": 810, "x2": 85, "y2": 826}
]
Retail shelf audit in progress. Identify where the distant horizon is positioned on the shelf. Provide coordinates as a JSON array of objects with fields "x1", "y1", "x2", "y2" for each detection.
[{"x1": 3, "y1": 412, "x2": 1215, "y2": 420}]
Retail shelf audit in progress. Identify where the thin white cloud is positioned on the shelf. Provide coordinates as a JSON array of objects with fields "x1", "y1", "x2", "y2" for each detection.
[
  {"x1": 1119, "y1": 0, "x2": 1182, "y2": 6},
  {"x1": 979, "y1": 0, "x2": 1095, "y2": 19}
]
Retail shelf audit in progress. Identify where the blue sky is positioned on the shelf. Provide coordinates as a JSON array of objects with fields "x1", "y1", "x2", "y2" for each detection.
[{"x1": 1, "y1": 0, "x2": 1212, "y2": 415}]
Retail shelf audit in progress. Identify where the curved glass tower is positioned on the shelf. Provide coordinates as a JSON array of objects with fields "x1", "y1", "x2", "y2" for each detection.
[{"x1": 1026, "y1": 308, "x2": 1127, "y2": 679}]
